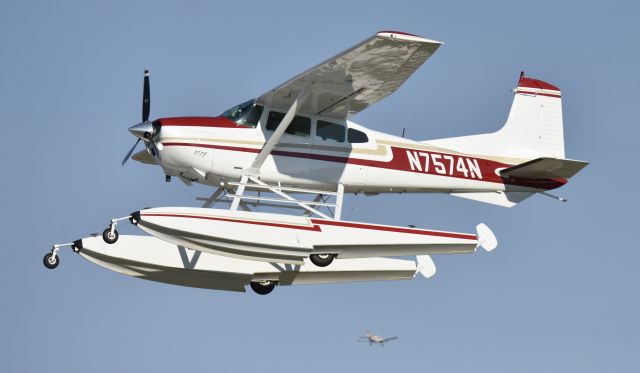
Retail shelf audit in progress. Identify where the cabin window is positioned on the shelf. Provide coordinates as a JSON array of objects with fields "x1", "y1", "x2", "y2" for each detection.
[
  {"x1": 348, "y1": 128, "x2": 368, "y2": 143},
  {"x1": 316, "y1": 120, "x2": 345, "y2": 143},
  {"x1": 220, "y1": 99, "x2": 263, "y2": 128},
  {"x1": 266, "y1": 111, "x2": 311, "y2": 137}
]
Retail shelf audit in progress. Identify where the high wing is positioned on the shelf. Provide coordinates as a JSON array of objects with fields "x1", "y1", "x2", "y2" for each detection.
[
  {"x1": 256, "y1": 31, "x2": 442, "y2": 119},
  {"x1": 247, "y1": 31, "x2": 441, "y2": 174}
]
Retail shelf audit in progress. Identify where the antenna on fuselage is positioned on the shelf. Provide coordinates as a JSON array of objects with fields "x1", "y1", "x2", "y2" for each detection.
[{"x1": 401, "y1": 105, "x2": 415, "y2": 138}]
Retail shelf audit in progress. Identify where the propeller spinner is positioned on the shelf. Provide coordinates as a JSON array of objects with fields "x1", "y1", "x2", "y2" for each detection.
[{"x1": 122, "y1": 69, "x2": 158, "y2": 166}]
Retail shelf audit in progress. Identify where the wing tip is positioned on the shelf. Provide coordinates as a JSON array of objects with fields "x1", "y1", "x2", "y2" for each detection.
[{"x1": 376, "y1": 30, "x2": 443, "y2": 45}]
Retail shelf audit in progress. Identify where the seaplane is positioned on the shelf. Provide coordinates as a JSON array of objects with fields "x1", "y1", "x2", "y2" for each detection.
[{"x1": 44, "y1": 31, "x2": 587, "y2": 295}]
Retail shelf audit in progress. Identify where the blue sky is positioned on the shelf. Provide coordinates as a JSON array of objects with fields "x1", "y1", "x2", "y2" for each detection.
[{"x1": 1, "y1": 0, "x2": 638, "y2": 371}]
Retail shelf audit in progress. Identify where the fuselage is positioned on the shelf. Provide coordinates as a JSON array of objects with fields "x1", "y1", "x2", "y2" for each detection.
[{"x1": 139, "y1": 101, "x2": 564, "y2": 194}]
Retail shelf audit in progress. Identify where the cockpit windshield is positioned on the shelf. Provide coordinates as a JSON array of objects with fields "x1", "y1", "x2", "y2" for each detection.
[{"x1": 220, "y1": 99, "x2": 264, "y2": 128}]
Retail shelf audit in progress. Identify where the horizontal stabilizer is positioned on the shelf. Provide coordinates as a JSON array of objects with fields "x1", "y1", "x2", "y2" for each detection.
[
  {"x1": 500, "y1": 157, "x2": 588, "y2": 179},
  {"x1": 450, "y1": 191, "x2": 534, "y2": 207}
]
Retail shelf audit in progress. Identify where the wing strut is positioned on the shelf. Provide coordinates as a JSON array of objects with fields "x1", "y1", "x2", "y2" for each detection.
[
  {"x1": 246, "y1": 85, "x2": 311, "y2": 175},
  {"x1": 199, "y1": 187, "x2": 226, "y2": 208}
]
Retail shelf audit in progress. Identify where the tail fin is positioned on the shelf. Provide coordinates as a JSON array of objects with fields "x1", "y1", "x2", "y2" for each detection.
[{"x1": 426, "y1": 72, "x2": 565, "y2": 160}]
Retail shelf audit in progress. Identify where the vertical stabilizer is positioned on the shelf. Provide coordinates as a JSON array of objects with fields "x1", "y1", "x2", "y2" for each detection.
[
  {"x1": 425, "y1": 72, "x2": 565, "y2": 160},
  {"x1": 500, "y1": 73, "x2": 565, "y2": 158}
]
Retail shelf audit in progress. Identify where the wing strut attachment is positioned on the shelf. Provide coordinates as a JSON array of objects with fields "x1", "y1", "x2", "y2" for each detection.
[{"x1": 246, "y1": 85, "x2": 311, "y2": 175}]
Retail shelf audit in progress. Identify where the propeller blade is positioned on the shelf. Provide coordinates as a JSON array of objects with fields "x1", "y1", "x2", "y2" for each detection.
[
  {"x1": 122, "y1": 138, "x2": 141, "y2": 166},
  {"x1": 149, "y1": 139, "x2": 160, "y2": 160},
  {"x1": 142, "y1": 69, "x2": 150, "y2": 122}
]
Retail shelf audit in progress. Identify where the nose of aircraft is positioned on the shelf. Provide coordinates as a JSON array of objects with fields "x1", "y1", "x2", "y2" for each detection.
[{"x1": 128, "y1": 121, "x2": 155, "y2": 140}]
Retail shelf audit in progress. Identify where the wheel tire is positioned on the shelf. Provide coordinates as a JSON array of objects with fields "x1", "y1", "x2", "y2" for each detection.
[
  {"x1": 250, "y1": 281, "x2": 276, "y2": 295},
  {"x1": 102, "y1": 228, "x2": 119, "y2": 244},
  {"x1": 43, "y1": 253, "x2": 59, "y2": 269},
  {"x1": 310, "y1": 253, "x2": 335, "y2": 267}
]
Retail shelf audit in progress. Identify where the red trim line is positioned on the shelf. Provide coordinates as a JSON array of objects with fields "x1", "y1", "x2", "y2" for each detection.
[
  {"x1": 311, "y1": 219, "x2": 477, "y2": 240},
  {"x1": 161, "y1": 142, "x2": 566, "y2": 190},
  {"x1": 140, "y1": 213, "x2": 322, "y2": 231},
  {"x1": 140, "y1": 212, "x2": 476, "y2": 240},
  {"x1": 516, "y1": 90, "x2": 561, "y2": 99},
  {"x1": 163, "y1": 142, "x2": 260, "y2": 154},
  {"x1": 159, "y1": 116, "x2": 251, "y2": 129}
]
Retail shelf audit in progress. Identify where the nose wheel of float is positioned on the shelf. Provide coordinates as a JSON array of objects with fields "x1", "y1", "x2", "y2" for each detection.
[
  {"x1": 101, "y1": 215, "x2": 132, "y2": 244},
  {"x1": 102, "y1": 228, "x2": 119, "y2": 244},
  {"x1": 42, "y1": 241, "x2": 82, "y2": 269},
  {"x1": 43, "y1": 252, "x2": 59, "y2": 269}
]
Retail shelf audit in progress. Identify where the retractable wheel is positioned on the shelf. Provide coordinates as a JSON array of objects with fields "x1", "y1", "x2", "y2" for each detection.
[
  {"x1": 310, "y1": 253, "x2": 335, "y2": 267},
  {"x1": 43, "y1": 253, "x2": 59, "y2": 269},
  {"x1": 102, "y1": 228, "x2": 119, "y2": 244},
  {"x1": 250, "y1": 280, "x2": 276, "y2": 295}
]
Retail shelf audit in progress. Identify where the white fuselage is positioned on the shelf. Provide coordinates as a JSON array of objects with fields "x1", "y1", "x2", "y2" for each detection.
[{"x1": 148, "y1": 108, "x2": 560, "y2": 195}]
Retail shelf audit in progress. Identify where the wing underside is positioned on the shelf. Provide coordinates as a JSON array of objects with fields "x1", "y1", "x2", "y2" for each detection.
[{"x1": 257, "y1": 31, "x2": 442, "y2": 119}]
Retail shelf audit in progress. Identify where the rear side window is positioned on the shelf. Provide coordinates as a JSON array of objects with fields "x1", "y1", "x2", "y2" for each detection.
[
  {"x1": 348, "y1": 128, "x2": 368, "y2": 143},
  {"x1": 266, "y1": 111, "x2": 311, "y2": 137},
  {"x1": 316, "y1": 120, "x2": 345, "y2": 143}
]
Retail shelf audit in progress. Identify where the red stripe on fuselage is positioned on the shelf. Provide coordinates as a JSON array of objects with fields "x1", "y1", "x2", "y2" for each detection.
[
  {"x1": 161, "y1": 142, "x2": 566, "y2": 190},
  {"x1": 159, "y1": 116, "x2": 251, "y2": 129}
]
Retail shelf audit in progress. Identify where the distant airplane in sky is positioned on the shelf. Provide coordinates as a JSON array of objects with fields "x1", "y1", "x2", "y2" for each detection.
[{"x1": 358, "y1": 330, "x2": 398, "y2": 346}]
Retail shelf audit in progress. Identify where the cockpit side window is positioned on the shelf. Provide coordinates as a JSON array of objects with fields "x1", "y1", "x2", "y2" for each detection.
[
  {"x1": 266, "y1": 111, "x2": 311, "y2": 137},
  {"x1": 348, "y1": 128, "x2": 369, "y2": 143},
  {"x1": 316, "y1": 120, "x2": 345, "y2": 143},
  {"x1": 221, "y1": 99, "x2": 264, "y2": 128}
]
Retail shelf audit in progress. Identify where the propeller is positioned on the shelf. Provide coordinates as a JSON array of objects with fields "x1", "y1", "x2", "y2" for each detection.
[
  {"x1": 142, "y1": 69, "x2": 150, "y2": 122},
  {"x1": 122, "y1": 69, "x2": 157, "y2": 166},
  {"x1": 122, "y1": 138, "x2": 141, "y2": 166}
]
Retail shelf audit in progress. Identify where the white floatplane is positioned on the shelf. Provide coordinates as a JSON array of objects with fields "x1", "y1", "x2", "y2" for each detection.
[
  {"x1": 121, "y1": 31, "x2": 587, "y2": 208},
  {"x1": 44, "y1": 30, "x2": 583, "y2": 294}
]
